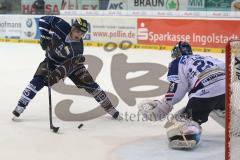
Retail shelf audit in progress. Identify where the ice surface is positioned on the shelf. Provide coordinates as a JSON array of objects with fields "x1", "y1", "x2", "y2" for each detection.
[
  {"x1": 0, "y1": 43, "x2": 225, "y2": 160},
  {"x1": 230, "y1": 137, "x2": 240, "y2": 160}
]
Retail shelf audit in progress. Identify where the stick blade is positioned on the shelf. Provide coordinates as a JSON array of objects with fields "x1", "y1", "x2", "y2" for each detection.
[{"x1": 51, "y1": 126, "x2": 60, "y2": 133}]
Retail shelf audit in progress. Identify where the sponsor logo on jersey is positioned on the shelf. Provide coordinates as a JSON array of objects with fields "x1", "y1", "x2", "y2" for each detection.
[{"x1": 23, "y1": 88, "x2": 31, "y2": 97}]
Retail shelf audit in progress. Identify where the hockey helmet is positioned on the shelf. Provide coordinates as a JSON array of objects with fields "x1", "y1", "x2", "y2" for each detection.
[
  {"x1": 171, "y1": 41, "x2": 193, "y2": 59},
  {"x1": 72, "y1": 17, "x2": 88, "y2": 34}
]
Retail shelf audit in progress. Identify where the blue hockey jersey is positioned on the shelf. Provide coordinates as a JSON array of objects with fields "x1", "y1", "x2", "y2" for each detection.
[{"x1": 39, "y1": 16, "x2": 84, "y2": 64}]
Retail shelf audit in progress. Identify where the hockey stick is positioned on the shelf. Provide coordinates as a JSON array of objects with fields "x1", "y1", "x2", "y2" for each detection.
[{"x1": 47, "y1": 58, "x2": 60, "y2": 133}]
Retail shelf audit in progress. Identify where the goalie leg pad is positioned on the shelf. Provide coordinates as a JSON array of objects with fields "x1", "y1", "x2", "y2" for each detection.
[
  {"x1": 169, "y1": 139, "x2": 197, "y2": 150},
  {"x1": 166, "y1": 120, "x2": 202, "y2": 149},
  {"x1": 209, "y1": 109, "x2": 225, "y2": 128}
]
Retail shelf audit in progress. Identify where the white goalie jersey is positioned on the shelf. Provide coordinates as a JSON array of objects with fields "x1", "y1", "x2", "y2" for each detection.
[{"x1": 166, "y1": 54, "x2": 225, "y2": 106}]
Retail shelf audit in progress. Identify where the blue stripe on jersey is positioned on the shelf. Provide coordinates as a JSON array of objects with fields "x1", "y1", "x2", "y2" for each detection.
[
  {"x1": 165, "y1": 82, "x2": 177, "y2": 103},
  {"x1": 39, "y1": 30, "x2": 50, "y2": 38},
  {"x1": 39, "y1": 18, "x2": 51, "y2": 37},
  {"x1": 167, "y1": 57, "x2": 181, "y2": 83},
  {"x1": 39, "y1": 16, "x2": 71, "y2": 40},
  {"x1": 39, "y1": 20, "x2": 50, "y2": 30}
]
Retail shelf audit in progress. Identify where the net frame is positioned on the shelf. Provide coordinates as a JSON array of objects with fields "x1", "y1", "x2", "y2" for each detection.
[{"x1": 225, "y1": 39, "x2": 240, "y2": 160}]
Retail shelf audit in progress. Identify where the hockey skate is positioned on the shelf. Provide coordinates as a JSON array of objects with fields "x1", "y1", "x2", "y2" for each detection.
[{"x1": 12, "y1": 106, "x2": 25, "y2": 121}]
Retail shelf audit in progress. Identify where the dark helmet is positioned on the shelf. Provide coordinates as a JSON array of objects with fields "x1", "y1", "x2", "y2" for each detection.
[
  {"x1": 72, "y1": 17, "x2": 88, "y2": 34},
  {"x1": 171, "y1": 41, "x2": 193, "y2": 59}
]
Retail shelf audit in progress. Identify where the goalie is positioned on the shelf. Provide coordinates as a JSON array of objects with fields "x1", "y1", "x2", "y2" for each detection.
[{"x1": 138, "y1": 41, "x2": 225, "y2": 149}]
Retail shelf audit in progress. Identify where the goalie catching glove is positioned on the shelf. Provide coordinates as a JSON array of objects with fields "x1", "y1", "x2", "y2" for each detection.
[{"x1": 138, "y1": 98, "x2": 173, "y2": 121}]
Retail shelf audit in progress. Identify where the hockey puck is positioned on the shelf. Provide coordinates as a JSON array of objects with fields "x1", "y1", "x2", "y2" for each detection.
[{"x1": 78, "y1": 123, "x2": 84, "y2": 129}]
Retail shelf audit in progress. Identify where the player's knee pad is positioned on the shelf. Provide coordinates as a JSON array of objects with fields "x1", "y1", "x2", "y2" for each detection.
[
  {"x1": 47, "y1": 66, "x2": 67, "y2": 86},
  {"x1": 75, "y1": 67, "x2": 94, "y2": 83},
  {"x1": 81, "y1": 72, "x2": 94, "y2": 84},
  {"x1": 34, "y1": 61, "x2": 48, "y2": 77},
  {"x1": 166, "y1": 119, "x2": 202, "y2": 150},
  {"x1": 70, "y1": 66, "x2": 96, "y2": 89}
]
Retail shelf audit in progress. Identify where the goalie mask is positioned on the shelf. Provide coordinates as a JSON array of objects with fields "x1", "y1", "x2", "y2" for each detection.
[{"x1": 171, "y1": 41, "x2": 193, "y2": 59}]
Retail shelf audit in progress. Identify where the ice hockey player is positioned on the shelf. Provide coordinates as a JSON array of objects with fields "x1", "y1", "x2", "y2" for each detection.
[
  {"x1": 138, "y1": 41, "x2": 225, "y2": 149},
  {"x1": 12, "y1": 16, "x2": 120, "y2": 119}
]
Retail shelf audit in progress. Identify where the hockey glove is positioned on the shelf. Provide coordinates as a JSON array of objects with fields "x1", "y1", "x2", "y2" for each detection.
[
  {"x1": 138, "y1": 98, "x2": 173, "y2": 121},
  {"x1": 40, "y1": 35, "x2": 52, "y2": 50},
  {"x1": 46, "y1": 55, "x2": 86, "y2": 86}
]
